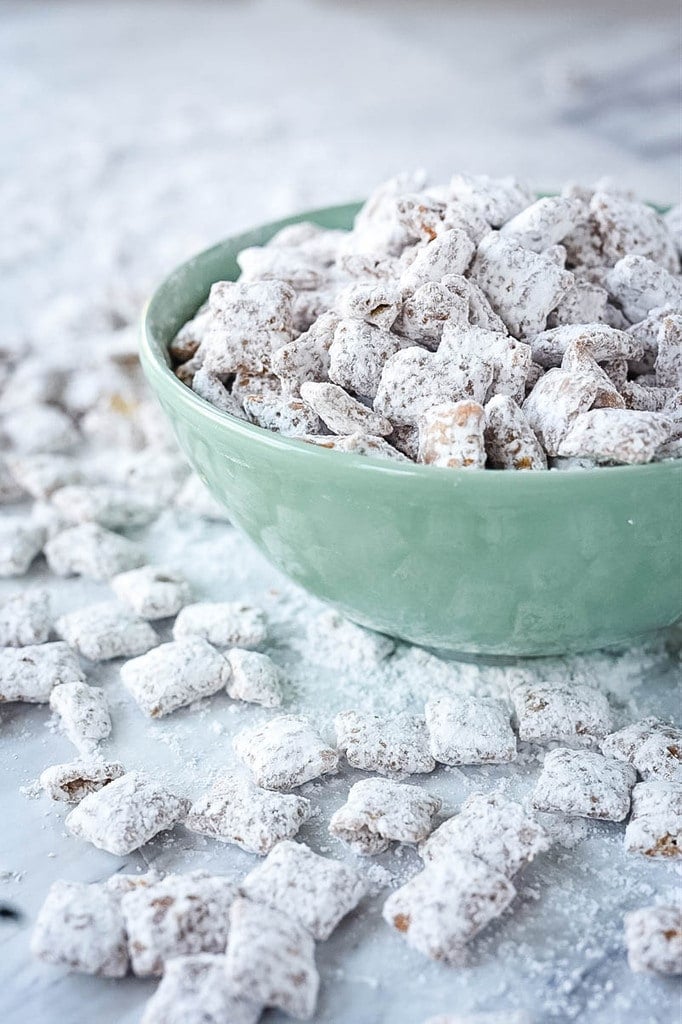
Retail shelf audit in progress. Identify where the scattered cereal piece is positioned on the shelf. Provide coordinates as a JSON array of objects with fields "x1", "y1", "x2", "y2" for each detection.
[
  {"x1": 191, "y1": 366, "x2": 245, "y2": 416},
  {"x1": 31, "y1": 879, "x2": 128, "y2": 977},
  {"x1": 199, "y1": 280, "x2": 296, "y2": 375},
  {"x1": 65, "y1": 771, "x2": 190, "y2": 855},
  {"x1": 50, "y1": 484, "x2": 161, "y2": 530},
  {"x1": 400, "y1": 228, "x2": 476, "y2": 289},
  {"x1": 425, "y1": 696, "x2": 516, "y2": 765},
  {"x1": 624, "y1": 780, "x2": 681, "y2": 858},
  {"x1": 185, "y1": 773, "x2": 311, "y2": 854},
  {"x1": 0, "y1": 641, "x2": 84, "y2": 703},
  {"x1": 374, "y1": 346, "x2": 490, "y2": 428},
  {"x1": 300, "y1": 380, "x2": 392, "y2": 436},
  {"x1": 226, "y1": 648, "x2": 282, "y2": 707},
  {"x1": 521, "y1": 368, "x2": 603, "y2": 455},
  {"x1": 234, "y1": 715, "x2": 338, "y2": 791},
  {"x1": 243, "y1": 391, "x2": 324, "y2": 437},
  {"x1": 0, "y1": 589, "x2": 51, "y2": 646},
  {"x1": 601, "y1": 718, "x2": 682, "y2": 782},
  {"x1": 121, "y1": 872, "x2": 237, "y2": 976},
  {"x1": 225, "y1": 896, "x2": 319, "y2": 1020},
  {"x1": 44, "y1": 523, "x2": 145, "y2": 580},
  {"x1": 2, "y1": 403, "x2": 80, "y2": 454},
  {"x1": 7, "y1": 453, "x2": 82, "y2": 499},
  {"x1": 382, "y1": 852, "x2": 516, "y2": 964},
  {"x1": 624, "y1": 905, "x2": 682, "y2": 975},
  {"x1": 335, "y1": 709, "x2": 435, "y2": 775},
  {"x1": 420, "y1": 791, "x2": 548, "y2": 878},
  {"x1": 55, "y1": 601, "x2": 158, "y2": 661},
  {"x1": 654, "y1": 312, "x2": 682, "y2": 387},
  {"x1": 530, "y1": 323, "x2": 644, "y2": 369},
  {"x1": 328, "y1": 318, "x2": 402, "y2": 399},
  {"x1": 111, "y1": 565, "x2": 192, "y2": 620},
  {"x1": 140, "y1": 954, "x2": 262, "y2": 1024},
  {"x1": 121, "y1": 637, "x2": 230, "y2": 717},
  {"x1": 606, "y1": 255, "x2": 682, "y2": 324},
  {"x1": 49, "y1": 681, "x2": 112, "y2": 752},
  {"x1": 305, "y1": 609, "x2": 395, "y2": 668},
  {"x1": 418, "y1": 401, "x2": 486, "y2": 469},
  {"x1": 471, "y1": 233, "x2": 574, "y2": 339},
  {"x1": 0, "y1": 518, "x2": 45, "y2": 577},
  {"x1": 558, "y1": 409, "x2": 671, "y2": 465},
  {"x1": 241, "y1": 839, "x2": 366, "y2": 940},
  {"x1": 510, "y1": 679, "x2": 611, "y2": 746},
  {"x1": 271, "y1": 310, "x2": 338, "y2": 392},
  {"x1": 449, "y1": 173, "x2": 534, "y2": 228},
  {"x1": 395, "y1": 279, "x2": 468, "y2": 348},
  {"x1": 173, "y1": 601, "x2": 267, "y2": 648},
  {"x1": 484, "y1": 395, "x2": 547, "y2": 470},
  {"x1": 546, "y1": 280, "x2": 609, "y2": 328},
  {"x1": 590, "y1": 191, "x2": 679, "y2": 272},
  {"x1": 500, "y1": 196, "x2": 579, "y2": 252},
  {"x1": 334, "y1": 280, "x2": 402, "y2": 330},
  {"x1": 237, "y1": 245, "x2": 325, "y2": 290},
  {"x1": 561, "y1": 340, "x2": 624, "y2": 409},
  {"x1": 329, "y1": 777, "x2": 441, "y2": 855},
  {"x1": 532, "y1": 747, "x2": 636, "y2": 820},
  {"x1": 40, "y1": 759, "x2": 125, "y2": 803}
]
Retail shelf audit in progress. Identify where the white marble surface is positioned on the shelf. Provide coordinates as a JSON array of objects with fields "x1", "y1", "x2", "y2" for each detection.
[{"x1": 1, "y1": 2, "x2": 681, "y2": 1022}]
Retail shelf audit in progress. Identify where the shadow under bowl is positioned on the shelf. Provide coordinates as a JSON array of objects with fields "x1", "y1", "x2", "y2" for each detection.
[{"x1": 140, "y1": 202, "x2": 682, "y2": 657}]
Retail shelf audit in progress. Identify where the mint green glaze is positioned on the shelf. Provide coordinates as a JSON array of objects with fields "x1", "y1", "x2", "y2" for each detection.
[{"x1": 140, "y1": 203, "x2": 682, "y2": 656}]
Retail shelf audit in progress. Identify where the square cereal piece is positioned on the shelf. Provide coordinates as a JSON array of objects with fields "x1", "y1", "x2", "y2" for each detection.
[
  {"x1": 65, "y1": 770, "x2": 190, "y2": 855},
  {"x1": 624, "y1": 905, "x2": 682, "y2": 975},
  {"x1": 0, "y1": 518, "x2": 45, "y2": 577},
  {"x1": 121, "y1": 638, "x2": 230, "y2": 718},
  {"x1": 335, "y1": 709, "x2": 435, "y2": 776},
  {"x1": 241, "y1": 839, "x2": 366, "y2": 940},
  {"x1": 425, "y1": 696, "x2": 517, "y2": 766},
  {"x1": 329, "y1": 777, "x2": 442, "y2": 855},
  {"x1": 103, "y1": 870, "x2": 164, "y2": 899},
  {"x1": 51, "y1": 484, "x2": 162, "y2": 530},
  {"x1": 3, "y1": 402, "x2": 80, "y2": 454},
  {"x1": 49, "y1": 681, "x2": 112, "y2": 752},
  {"x1": 305, "y1": 609, "x2": 395, "y2": 669},
  {"x1": 624, "y1": 780, "x2": 681, "y2": 858},
  {"x1": 140, "y1": 954, "x2": 262, "y2": 1024},
  {"x1": 420, "y1": 792, "x2": 548, "y2": 878},
  {"x1": 225, "y1": 896, "x2": 319, "y2": 1021},
  {"x1": 226, "y1": 648, "x2": 283, "y2": 707},
  {"x1": 111, "y1": 565, "x2": 192, "y2": 620},
  {"x1": 185, "y1": 773, "x2": 311, "y2": 855},
  {"x1": 55, "y1": 601, "x2": 158, "y2": 661},
  {"x1": 121, "y1": 872, "x2": 237, "y2": 976},
  {"x1": 31, "y1": 879, "x2": 128, "y2": 977},
  {"x1": 40, "y1": 759, "x2": 126, "y2": 803},
  {"x1": 0, "y1": 642, "x2": 84, "y2": 703},
  {"x1": 173, "y1": 601, "x2": 267, "y2": 648},
  {"x1": 601, "y1": 717, "x2": 682, "y2": 781},
  {"x1": 510, "y1": 680, "x2": 611, "y2": 746},
  {"x1": 0, "y1": 589, "x2": 51, "y2": 646},
  {"x1": 383, "y1": 852, "x2": 516, "y2": 965},
  {"x1": 44, "y1": 523, "x2": 145, "y2": 580},
  {"x1": 532, "y1": 748, "x2": 636, "y2": 821},
  {"x1": 233, "y1": 715, "x2": 338, "y2": 791},
  {"x1": 7, "y1": 453, "x2": 82, "y2": 500}
]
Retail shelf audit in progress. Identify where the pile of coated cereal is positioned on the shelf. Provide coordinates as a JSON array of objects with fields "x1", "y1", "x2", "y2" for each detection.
[
  {"x1": 172, "y1": 173, "x2": 682, "y2": 471},
  {"x1": 1, "y1": 175, "x2": 681, "y2": 1024}
]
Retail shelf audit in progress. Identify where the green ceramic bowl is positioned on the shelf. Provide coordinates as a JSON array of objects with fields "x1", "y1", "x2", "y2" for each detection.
[{"x1": 140, "y1": 203, "x2": 682, "y2": 656}]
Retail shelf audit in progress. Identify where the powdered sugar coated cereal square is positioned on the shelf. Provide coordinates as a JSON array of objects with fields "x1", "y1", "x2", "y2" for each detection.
[
  {"x1": 425, "y1": 696, "x2": 516, "y2": 765},
  {"x1": 45, "y1": 523, "x2": 145, "y2": 580},
  {"x1": 241, "y1": 839, "x2": 366, "y2": 940},
  {"x1": 335, "y1": 709, "x2": 435, "y2": 775},
  {"x1": 510, "y1": 679, "x2": 611, "y2": 746},
  {"x1": 226, "y1": 648, "x2": 283, "y2": 708},
  {"x1": 185, "y1": 773, "x2": 311, "y2": 855},
  {"x1": 532, "y1": 748, "x2": 636, "y2": 821},
  {"x1": 55, "y1": 602, "x2": 158, "y2": 661},
  {"x1": 0, "y1": 518, "x2": 45, "y2": 577},
  {"x1": 40, "y1": 759, "x2": 125, "y2": 803},
  {"x1": 601, "y1": 718, "x2": 682, "y2": 782},
  {"x1": 140, "y1": 954, "x2": 262, "y2": 1024},
  {"x1": 111, "y1": 565, "x2": 192, "y2": 620},
  {"x1": 329, "y1": 777, "x2": 441, "y2": 855},
  {"x1": 173, "y1": 601, "x2": 266, "y2": 648},
  {"x1": 65, "y1": 771, "x2": 190, "y2": 856},
  {"x1": 624, "y1": 905, "x2": 682, "y2": 975},
  {"x1": 31, "y1": 879, "x2": 128, "y2": 977},
  {"x1": 233, "y1": 715, "x2": 338, "y2": 791},
  {"x1": 49, "y1": 681, "x2": 112, "y2": 752},
  {"x1": 0, "y1": 589, "x2": 51, "y2": 646},
  {"x1": 624, "y1": 780, "x2": 681, "y2": 858},
  {"x1": 0, "y1": 642, "x2": 84, "y2": 703},
  {"x1": 121, "y1": 638, "x2": 230, "y2": 718}
]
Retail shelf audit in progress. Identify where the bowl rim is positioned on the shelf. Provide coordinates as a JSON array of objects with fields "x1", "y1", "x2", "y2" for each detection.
[{"x1": 140, "y1": 201, "x2": 681, "y2": 484}]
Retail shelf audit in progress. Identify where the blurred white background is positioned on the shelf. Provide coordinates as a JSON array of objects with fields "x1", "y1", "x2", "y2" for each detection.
[{"x1": 1, "y1": 0, "x2": 679, "y2": 349}]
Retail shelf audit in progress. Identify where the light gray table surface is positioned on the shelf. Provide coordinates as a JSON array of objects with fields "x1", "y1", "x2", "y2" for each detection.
[{"x1": 1, "y1": 2, "x2": 680, "y2": 1022}]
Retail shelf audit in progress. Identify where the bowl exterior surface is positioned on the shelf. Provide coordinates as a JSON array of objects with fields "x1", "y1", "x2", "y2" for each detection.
[{"x1": 141, "y1": 204, "x2": 682, "y2": 655}]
